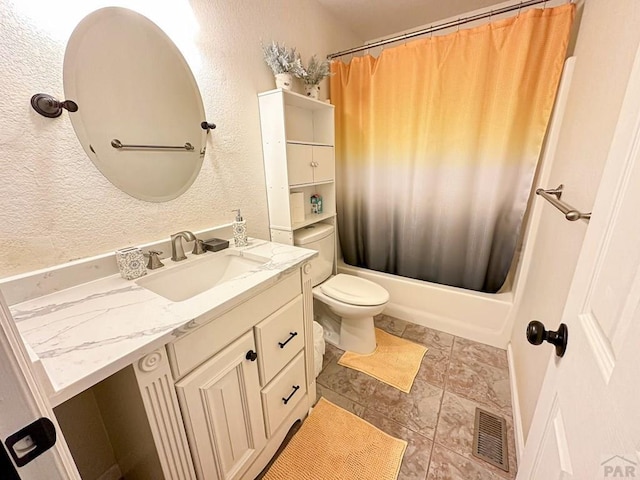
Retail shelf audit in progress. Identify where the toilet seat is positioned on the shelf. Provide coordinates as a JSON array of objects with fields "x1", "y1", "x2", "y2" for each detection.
[{"x1": 320, "y1": 274, "x2": 389, "y2": 306}]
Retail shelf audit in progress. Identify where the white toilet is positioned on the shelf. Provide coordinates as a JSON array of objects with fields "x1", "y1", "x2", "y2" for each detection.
[{"x1": 293, "y1": 224, "x2": 389, "y2": 354}]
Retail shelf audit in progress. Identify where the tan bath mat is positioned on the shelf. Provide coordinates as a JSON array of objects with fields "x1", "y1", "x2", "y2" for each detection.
[
  {"x1": 263, "y1": 397, "x2": 407, "y2": 480},
  {"x1": 338, "y1": 328, "x2": 427, "y2": 393}
]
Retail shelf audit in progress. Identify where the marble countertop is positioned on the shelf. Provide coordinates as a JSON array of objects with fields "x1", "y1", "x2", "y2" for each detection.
[{"x1": 9, "y1": 240, "x2": 316, "y2": 406}]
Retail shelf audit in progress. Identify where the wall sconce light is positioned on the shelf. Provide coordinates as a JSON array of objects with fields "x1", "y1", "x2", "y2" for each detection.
[{"x1": 30, "y1": 93, "x2": 78, "y2": 118}]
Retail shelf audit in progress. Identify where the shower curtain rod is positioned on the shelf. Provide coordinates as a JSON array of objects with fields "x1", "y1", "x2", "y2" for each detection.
[{"x1": 328, "y1": 0, "x2": 565, "y2": 59}]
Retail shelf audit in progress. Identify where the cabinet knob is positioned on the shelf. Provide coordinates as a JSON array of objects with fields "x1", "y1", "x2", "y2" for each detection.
[{"x1": 245, "y1": 350, "x2": 258, "y2": 362}]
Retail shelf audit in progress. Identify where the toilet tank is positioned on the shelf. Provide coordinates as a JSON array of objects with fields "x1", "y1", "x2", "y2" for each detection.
[{"x1": 293, "y1": 223, "x2": 335, "y2": 287}]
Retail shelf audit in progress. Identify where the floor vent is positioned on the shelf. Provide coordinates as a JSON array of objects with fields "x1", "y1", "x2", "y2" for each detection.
[{"x1": 472, "y1": 407, "x2": 509, "y2": 472}]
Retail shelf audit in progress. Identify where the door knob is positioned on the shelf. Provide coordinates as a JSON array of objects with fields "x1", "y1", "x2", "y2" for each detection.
[{"x1": 526, "y1": 321, "x2": 568, "y2": 357}]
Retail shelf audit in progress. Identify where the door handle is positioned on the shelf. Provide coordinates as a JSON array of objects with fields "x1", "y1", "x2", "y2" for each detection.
[{"x1": 526, "y1": 321, "x2": 568, "y2": 357}]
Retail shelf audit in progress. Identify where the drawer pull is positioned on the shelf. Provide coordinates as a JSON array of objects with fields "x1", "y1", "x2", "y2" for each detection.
[
  {"x1": 245, "y1": 350, "x2": 258, "y2": 362},
  {"x1": 278, "y1": 331, "x2": 298, "y2": 349},
  {"x1": 282, "y1": 385, "x2": 300, "y2": 405}
]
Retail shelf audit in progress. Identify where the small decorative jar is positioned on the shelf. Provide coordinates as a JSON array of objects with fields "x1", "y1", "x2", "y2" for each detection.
[
  {"x1": 304, "y1": 84, "x2": 320, "y2": 99},
  {"x1": 275, "y1": 73, "x2": 293, "y2": 90},
  {"x1": 115, "y1": 247, "x2": 147, "y2": 280}
]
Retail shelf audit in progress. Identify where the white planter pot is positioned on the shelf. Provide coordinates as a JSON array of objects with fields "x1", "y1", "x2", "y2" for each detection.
[
  {"x1": 304, "y1": 84, "x2": 320, "y2": 99},
  {"x1": 275, "y1": 73, "x2": 293, "y2": 90}
]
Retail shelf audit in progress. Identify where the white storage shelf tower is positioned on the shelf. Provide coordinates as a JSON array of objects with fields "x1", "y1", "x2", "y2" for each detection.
[{"x1": 258, "y1": 89, "x2": 337, "y2": 256}]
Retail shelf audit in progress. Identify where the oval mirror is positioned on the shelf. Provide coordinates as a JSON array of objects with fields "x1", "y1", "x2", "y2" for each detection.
[{"x1": 63, "y1": 7, "x2": 206, "y2": 202}]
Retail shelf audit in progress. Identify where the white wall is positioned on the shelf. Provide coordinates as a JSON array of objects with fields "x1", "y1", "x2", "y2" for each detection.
[
  {"x1": 0, "y1": 1, "x2": 360, "y2": 476},
  {"x1": 0, "y1": 0, "x2": 360, "y2": 277},
  {"x1": 510, "y1": 0, "x2": 640, "y2": 441}
]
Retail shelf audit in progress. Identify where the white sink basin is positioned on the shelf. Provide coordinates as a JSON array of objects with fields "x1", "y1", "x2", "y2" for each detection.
[{"x1": 136, "y1": 251, "x2": 269, "y2": 302}]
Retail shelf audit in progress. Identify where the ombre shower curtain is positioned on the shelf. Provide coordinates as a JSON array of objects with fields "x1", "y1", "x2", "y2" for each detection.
[{"x1": 330, "y1": 4, "x2": 575, "y2": 293}]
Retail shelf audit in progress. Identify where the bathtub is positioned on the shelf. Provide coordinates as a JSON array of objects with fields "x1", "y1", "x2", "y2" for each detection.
[{"x1": 338, "y1": 261, "x2": 514, "y2": 348}]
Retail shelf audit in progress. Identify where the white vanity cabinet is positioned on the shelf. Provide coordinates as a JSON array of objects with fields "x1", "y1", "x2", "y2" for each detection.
[
  {"x1": 158, "y1": 267, "x2": 315, "y2": 480},
  {"x1": 9, "y1": 236, "x2": 317, "y2": 480},
  {"x1": 258, "y1": 89, "x2": 337, "y2": 245}
]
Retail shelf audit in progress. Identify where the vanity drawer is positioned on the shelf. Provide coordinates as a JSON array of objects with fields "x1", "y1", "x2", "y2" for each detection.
[
  {"x1": 255, "y1": 296, "x2": 304, "y2": 386},
  {"x1": 168, "y1": 270, "x2": 301, "y2": 379},
  {"x1": 261, "y1": 352, "x2": 307, "y2": 438}
]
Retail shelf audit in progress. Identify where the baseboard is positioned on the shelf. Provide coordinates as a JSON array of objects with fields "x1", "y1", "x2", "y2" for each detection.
[
  {"x1": 507, "y1": 343, "x2": 525, "y2": 463},
  {"x1": 97, "y1": 464, "x2": 122, "y2": 480}
]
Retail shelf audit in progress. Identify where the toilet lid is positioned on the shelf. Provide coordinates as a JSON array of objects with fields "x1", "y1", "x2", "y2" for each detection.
[{"x1": 320, "y1": 274, "x2": 389, "y2": 306}]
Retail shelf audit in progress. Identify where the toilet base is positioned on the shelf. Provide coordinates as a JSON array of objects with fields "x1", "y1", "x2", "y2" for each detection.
[
  {"x1": 313, "y1": 298, "x2": 380, "y2": 355},
  {"x1": 339, "y1": 315, "x2": 376, "y2": 355}
]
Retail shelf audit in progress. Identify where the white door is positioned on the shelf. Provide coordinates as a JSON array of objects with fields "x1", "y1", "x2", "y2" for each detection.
[
  {"x1": 0, "y1": 293, "x2": 80, "y2": 479},
  {"x1": 518, "y1": 45, "x2": 640, "y2": 479}
]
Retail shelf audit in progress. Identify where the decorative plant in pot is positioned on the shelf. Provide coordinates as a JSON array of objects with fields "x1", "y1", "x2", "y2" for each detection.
[
  {"x1": 301, "y1": 55, "x2": 332, "y2": 99},
  {"x1": 262, "y1": 41, "x2": 304, "y2": 90}
]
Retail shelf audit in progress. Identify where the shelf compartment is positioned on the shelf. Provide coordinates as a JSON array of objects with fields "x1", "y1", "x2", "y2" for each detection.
[
  {"x1": 289, "y1": 183, "x2": 335, "y2": 225},
  {"x1": 291, "y1": 212, "x2": 336, "y2": 231},
  {"x1": 286, "y1": 140, "x2": 334, "y2": 148},
  {"x1": 289, "y1": 180, "x2": 334, "y2": 189},
  {"x1": 259, "y1": 88, "x2": 334, "y2": 111},
  {"x1": 284, "y1": 106, "x2": 333, "y2": 144}
]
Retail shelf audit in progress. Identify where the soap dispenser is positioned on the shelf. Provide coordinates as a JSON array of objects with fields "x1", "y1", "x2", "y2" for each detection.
[{"x1": 232, "y1": 209, "x2": 248, "y2": 247}]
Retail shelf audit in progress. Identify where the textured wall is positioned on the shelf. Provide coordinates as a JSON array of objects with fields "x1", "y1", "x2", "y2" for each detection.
[
  {"x1": 0, "y1": 0, "x2": 360, "y2": 276},
  {"x1": 510, "y1": 0, "x2": 640, "y2": 440}
]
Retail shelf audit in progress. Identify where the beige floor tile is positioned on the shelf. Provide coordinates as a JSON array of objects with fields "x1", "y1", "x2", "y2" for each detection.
[
  {"x1": 316, "y1": 383, "x2": 366, "y2": 417},
  {"x1": 375, "y1": 314, "x2": 410, "y2": 336},
  {"x1": 322, "y1": 342, "x2": 344, "y2": 371},
  {"x1": 316, "y1": 360, "x2": 379, "y2": 404},
  {"x1": 365, "y1": 378, "x2": 443, "y2": 439},
  {"x1": 403, "y1": 323, "x2": 455, "y2": 351},
  {"x1": 362, "y1": 409, "x2": 433, "y2": 480},
  {"x1": 446, "y1": 357, "x2": 512, "y2": 417},
  {"x1": 451, "y1": 336, "x2": 508, "y2": 370},
  {"x1": 427, "y1": 444, "x2": 505, "y2": 480},
  {"x1": 415, "y1": 343, "x2": 452, "y2": 388}
]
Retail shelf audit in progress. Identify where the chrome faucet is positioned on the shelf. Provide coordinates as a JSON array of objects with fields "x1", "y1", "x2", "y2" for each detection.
[{"x1": 170, "y1": 231, "x2": 196, "y2": 261}]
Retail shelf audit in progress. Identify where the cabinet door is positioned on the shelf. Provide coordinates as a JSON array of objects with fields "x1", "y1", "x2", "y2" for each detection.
[
  {"x1": 286, "y1": 143, "x2": 314, "y2": 185},
  {"x1": 176, "y1": 331, "x2": 266, "y2": 480},
  {"x1": 312, "y1": 146, "x2": 334, "y2": 183}
]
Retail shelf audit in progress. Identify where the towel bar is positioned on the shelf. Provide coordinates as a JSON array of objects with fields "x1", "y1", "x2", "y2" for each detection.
[
  {"x1": 536, "y1": 184, "x2": 591, "y2": 222},
  {"x1": 111, "y1": 139, "x2": 194, "y2": 151}
]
